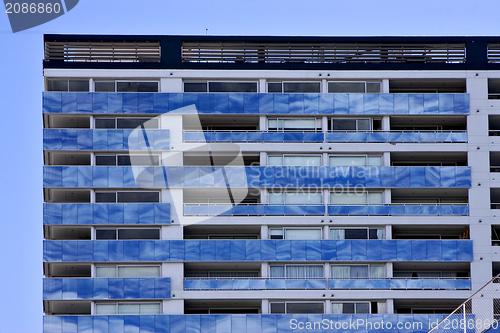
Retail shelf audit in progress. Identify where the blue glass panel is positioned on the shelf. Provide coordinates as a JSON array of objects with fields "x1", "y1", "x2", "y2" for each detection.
[
  {"x1": 78, "y1": 241, "x2": 92, "y2": 262},
  {"x1": 411, "y1": 240, "x2": 427, "y2": 261},
  {"x1": 395, "y1": 167, "x2": 410, "y2": 187},
  {"x1": 230, "y1": 315, "x2": 247, "y2": 333},
  {"x1": 44, "y1": 203, "x2": 62, "y2": 225},
  {"x1": 107, "y1": 316, "x2": 125, "y2": 333},
  {"x1": 43, "y1": 92, "x2": 62, "y2": 113},
  {"x1": 93, "y1": 130, "x2": 107, "y2": 150},
  {"x1": 405, "y1": 279, "x2": 423, "y2": 290},
  {"x1": 62, "y1": 316, "x2": 78, "y2": 333},
  {"x1": 154, "y1": 240, "x2": 169, "y2": 261},
  {"x1": 363, "y1": 94, "x2": 379, "y2": 114},
  {"x1": 93, "y1": 278, "x2": 108, "y2": 299},
  {"x1": 260, "y1": 240, "x2": 276, "y2": 261},
  {"x1": 108, "y1": 278, "x2": 124, "y2": 299},
  {"x1": 334, "y1": 94, "x2": 349, "y2": 114},
  {"x1": 367, "y1": 240, "x2": 383, "y2": 261},
  {"x1": 139, "y1": 241, "x2": 155, "y2": 261},
  {"x1": 124, "y1": 204, "x2": 139, "y2": 224},
  {"x1": 61, "y1": 203, "x2": 77, "y2": 225},
  {"x1": 44, "y1": 166, "x2": 62, "y2": 187},
  {"x1": 77, "y1": 93, "x2": 92, "y2": 112},
  {"x1": 422, "y1": 279, "x2": 440, "y2": 290},
  {"x1": 168, "y1": 93, "x2": 183, "y2": 112},
  {"x1": 442, "y1": 240, "x2": 458, "y2": 261},
  {"x1": 378, "y1": 94, "x2": 394, "y2": 114},
  {"x1": 170, "y1": 315, "x2": 186, "y2": 333},
  {"x1": 336, "y1": 240, "x2": 351, "y2": 260},
  {"x1": 378, "y1": 167, "x2": 395, "y2": 187},
  {"x1": 457, "y1": 241, "x2": 473, "y2": 261},
  {"x1": 349, "y1": 167, "x2": 365, "y2": 186},
  {"x1": 123, "y1": 240, "x2": 140, "y2": 261},
  {"x1": 62, "y1": 240, "x2": 78, "y2": 262},
  {"x1": 304, "y1": 94, "x2": 319, "y2": 114},
  {"x1": 155, "y1": 278, "x2": 171, "y2": 299},
  {"x1": 306, "y1": 240, "x2": 321, "y2": 261},
  {"x1": 231, "y1": 241, "x2": 246, "y2": 261},
  {"x1": 426, "y1": 240, "x2": 442, "y2": 261},
  {"x1": 123, "y1": 315, "x2": 140, "y2": 333},
  {"x1": 390, "y1": 279, "x2": 407, "y2": 290},
  {"x1": 139, "y1": 316, "x2": 155, "y2": 333},
  {"x1": 77, "y1": 316, "x2": 92, "y2": 333},
  {"x1": 108, "y1": 241, "x2": 124, "y2": 262},
  {"x1": 424, "y1": 94, "x2": 439, "y2": 114},
  {"x1": 200, "y1": 315, "x2": 216, "y2": 333},
  {"x1": 382, "y1": 240, "x2": 397, "y2": 261},
  {"x1": 43, "y1": 278, "x2": 62, "y2": 299},
  {"x1": 196, "y1": 239, "x2": 215, "y2": 261},
  {"x1": 77, "y1": 204, "x2": 92, "y2": 225},
  {"x1": 321, "y1": 241, "x2": 336, "y2": 260},
  {"x1": 76, "y1": 278, "x2": 92, "y2": 299},
  {"x1": 456, "y1": 167, "x2": 471, "y2": 187},
  {"x1": 92, "y1": 166, "x2": 108, "y2": 187},
  {"x1": 397, "y1": 241, "x2": 412, "y2": 261},
  {"x1": 108, "y1": 94, "x2": 123, "y2": 114},
  {"x1": 245, "y1": 240, "x2": 260, "y2": 261},
  {"x1": 109, "y1": 203, "x2": 124, "y2": 225},
  {"x1": 440, "y1": 167, "x2": 456, "y2": 187},
  {"x1": 122, "y1": 93, "x2": 138, "y2": 114},
  {"x1": 153, "y1": 93, "x2": 169, "y2": 114},
  {"x1": 44, "y1": 241, "x2": 62, "y2": 262},
  {"x1": 425, "y1": 167, "x2": 440, "y2": 187},
  {"x1": 170, "y1": 240, "x2": 185, "y2": 261},
  {"x1": 93, "y1": 204, "x2": 109, "y2": 225},
  {"x1": 108, "y1": 130, "x2": 124, "y2": 150},
  {"x1": 138, "y1": 93, "x2": 154, "y2": 113},
  {"x1": 92, "y1": 93, "x2": 108, "y2": 114},
  {"x1": 138, "y1": 204, "x2": 154, "y2": 225},
  {"x1": 286, "y1": 94, "x2": 304, "y2": 114},
  {"x1": 351, "y1": 240, "x2": 367, "y2": 261},
  {"x1": 213, "y1": 94, "x2": 229, "y2": 112},
  {"x1": 452, "y1": 132, "x2": 468, "y2": 142},
  {"x1": 244, "y1": 94, "x2": 259, "y2": 113},
  {"x1": 258, "y1": 94, "x2": 273, "y2": 113},
  {"x1": 410, "y1": 167, "x2": 425, "y2": 188},
  {"x1": 62, "y1": 93, "x2": 77, "y2": 113},
  {"x1": 76, "y1": 166, "x2": 92, "y2": 187},
  {"x1": 43, "y1": 129, "x2": 61, "y2": 150},
  {"x1": 394, "y1": 94, "x2": 409, "y2": 114},
  {"x1": 185, "y1": 241, "x2": 201, "y2": 261},
  {"x1": 216, "y1": 240, "x2": 231, "y2": 261},
  {"x1": 439, "y1": 94, "x2": 454, "y2": 113},
  {"x1": 365, "y1": 167, "x2": 381, "y2": 187},
  {"x1": 290, "y1": 240, "x2": 306, "y2": 261},
  {"x1": 454, "y1": 94, "x2": 469, "y2": 114},
  {"x1": 77, "y1": 129, "x2": 93, "y2": 150},
  {"x1": 122, "y1": 166, "x2": 137, "y2": 188},
  {"x1": 274, "y1": 94, "x2": 289, "y2": 114},
  {"x1": 275, "y1": 240, "x2": 291, "y2": 261},
  {"x1": 285, "y1": 279, "x2": 306, "y2": 289},
  {"x1": 348, "y1": 94, "x2": 364, "y2": 114},
  {"x1": 409, "y1": 94, "x2": 424, "y2": 114},
  {"x1": 185, "y1": 315, "x2": 201, "y2": 333},
  {"x1": 261, "y1": 315, "x2": 277, "y2": 333},
  {"x1": 62, "y1": 278, "x2": 77, "y2": 299},
  {"x1": 123, "y1": 278, "x2": 140, "y2": 299}
]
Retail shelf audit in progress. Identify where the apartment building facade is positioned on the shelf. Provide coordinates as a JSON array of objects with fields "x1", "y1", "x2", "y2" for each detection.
[{"x1": 42, "y1": 35, "x2": 500, "y2": 332}]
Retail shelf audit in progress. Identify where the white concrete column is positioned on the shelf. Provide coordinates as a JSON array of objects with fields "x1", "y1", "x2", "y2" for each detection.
[
  {"x1": 163, "y1": 263, "x2": 184, "y2": 293},
  {"x1": 386, "y1": 262, "x2": 393, "y2": 278},
  {"x1": 261, "y1": 299, "x2": 269, "y2": 314},
  {"x1": 322, "y1": 116, "x2": 329, "y2": 133},
  {"x1": 323, "y1": 189, "x2": 330, "y2": 207},
  {"x1": 386, "y1": 299, "x2": 394, "y2": 314},
  {"x1": 324, "y1": 263, "x2": 330, "y2": 279},
  {"x1": 321, "y1": 79, "x2": 328, "y2": 93},
  {"x1": 260, "y1": 152, "x2": 267, "y2": 166},
  {"x1": 325, "y1": 300, "x2": 332, "y2": 314},
  {"x1": 160, "y1": 78, "x2": 183, "y2": 93},
  {"x1": 381, "y1": 79, "x2": 390, "y2": 93},
  {"x1": 259, "y1": 79, "x2": 267, "y2": 93},
  {"x1": 382, "y1": 116, "x2": 391, "y2": 131},
  {"x1": 260, "y1": 225, "x2": 269, "y2": 240},
  {"x1": 261, "y1": 189, "x2": 268, "y2": 205},
  {"x1": 162, "y1": 225, "x2": 183, "y2": 240},
  {"x1": 322, "y1": 153, "x2": 329, "y2": 167},
  {"x1": 163, "y1": 300, "x2": 184, "y2": 315},
  {"x1": 259, "y1": 116, "x2": 267, "y2": 131},
  {"x1": 261, "y1": 262, "x2": 268, "y2": 278},
  {"x1": 385, "y1": 224, "x2": 392, "y2": 240},
  {"x1": 323, "y1": 225, "x2": 329, "y2": 239},
  {"x1": 382, "y1": 152, "x2": 390, "y2": 167},
  {"x1": 384, "y1": 189, "x2": 391, "y2": 205}
]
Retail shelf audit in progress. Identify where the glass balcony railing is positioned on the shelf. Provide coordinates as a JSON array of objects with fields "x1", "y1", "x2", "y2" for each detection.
[
  {"x1": 183, "y1": 277, "x2": 471, "y2": 291},
  {"x1": 183, "y1": 203, "x2": 469, "y2": 216}
]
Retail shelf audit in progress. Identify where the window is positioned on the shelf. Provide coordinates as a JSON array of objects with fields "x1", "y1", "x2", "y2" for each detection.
[
  {"x1": 269, "y1": 228, "x2": 322, "y2": 240},
  {"x1": 329, "y1": 155, "x2": 382, "y2": 166},
  {"x1": 268, "y1": 155, "x2": 322, "y2": 166},
  {"x1": 95, "y1": 265, "x2": 161, "y2": 278},
  {"x1": 393, "y1": 271, "x2": 460, "y2": 278},
  {"x1": 270, "y1": 265, "x2": 324, "y2": 278},
  {"x1": 183, "y1": 81, "x2": 258, "y2": 93},
  {"x1": 330, "y1": 191, "x2": 383, "y2": 205},
  {"x1": 331, "y1": 302, "x2": 370, "y2": 314},
  {"x1": 269, "y1": 191, "x2": 323, "y2": 205},
  {"x1": 47, "y1": 79, "x2": 89, "y2": 92},
  {"x1": 331, "y1": 265, "x2": 385, "y2": 278},
  {"x1": 95, "y1": 228, "x2": 160, "y2": 240},
  {"x1": 328, "y1": 81, "x2": 380, "y2": 93},
  {"x1": 95, "y1": 191, "x2": 160, "y2": 203},
  {"x1": 185, "y1": 271, "x2": 259, "y2": 278},
  {"x1": 330, "y1": 228, "x2": 384, "y2": 240},
  {"x1": 95, "y1": 154, "x2": 160, "y2": 166},
  {"x1": 331, "y1": 118, "x2": 377, "y2": 131},
  {"x1": 95, "y1": 302, "x2": 161, "y2": 315},
  {"x1": 267, "y1": 82, "x2": 321, "y2": 93},
  {"x1": 94, "y1": 117, "x2": 158, "y2": 129},
  {"x1": 270, "y1": 302, "x2": 324, "y2": 314},
  {"x1": 268, "y1": 118, "x2": 317, "y2": 131},
  {"x1": 94, "y1": 81, "x2": 159, "y2": 92}
]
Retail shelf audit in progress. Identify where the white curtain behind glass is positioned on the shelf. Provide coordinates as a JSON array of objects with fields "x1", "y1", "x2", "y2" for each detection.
[
  {"x1": 330, "y1": 229, "x2": 345, "y2": 240},
  {"x1": 285, "y1": 229, "x2": 322, "y2": 240}
]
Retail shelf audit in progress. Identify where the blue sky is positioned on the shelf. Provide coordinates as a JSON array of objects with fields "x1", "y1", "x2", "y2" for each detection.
[{"x1": 0, "y1": 0, "x2": 498, "y2": 332}]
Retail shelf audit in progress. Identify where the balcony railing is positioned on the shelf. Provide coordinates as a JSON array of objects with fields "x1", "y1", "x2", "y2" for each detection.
[
  {"x1": 183, "y1": 203, "x2": 469, "y2": 216},
  {"x1": 183, "y1": 277, "x2": 471, "y2": 291},
  {"x1": 182, "y1": 130, "x2": 467, "y2": 143}
]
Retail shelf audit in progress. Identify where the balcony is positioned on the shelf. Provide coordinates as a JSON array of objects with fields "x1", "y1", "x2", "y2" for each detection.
[
  {"x1": 43, "y1": 129, "x2": 169, "y2": 151},
  {"x1": 183, "y1": 203, "x2": 468, "y2": 216},
  {"x1": 43, "y1": 314, "x2": 449, "y2": 333},
  {"x1": 43, "y1": 240, "x2": 474, "y2": 263},
  {"x1": 42, "y1": 92, "x2": 470, "y2": 115},
  {"x1": 43, "y1": 278, "x2": 171, "y2": 300},
  {"x1": 183, "y1": 277, "x2": 470, "y2": 291},
  {"x1": 43, "y1": 203, "x2": 170, "y2": 225},
  {"x1": 183, "y1": 130, "x2": 467, "y2": 143},
  {"x1": 43, "y1": 166, "x2": 472, "y2": 189}
]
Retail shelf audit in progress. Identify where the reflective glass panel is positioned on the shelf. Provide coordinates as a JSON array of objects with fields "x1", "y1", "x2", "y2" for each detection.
[
  {"x1": 117, "y1": 229, "x2": 160, "y2": 240},
  {"x1": 96, "y1": 304, "x2": 116, "y2": 315},
  {"x1": 117, "y1": 192, "x2": 159, "y2": 203},
  {"x1": 95, "y1": 81, "x2": 115, "y2": 92},
  {"x1": 96, "y1": 229, "x2": 117, "y2": 240},
  {"x1": 184, "y1": 82, "x2": 208, "y2": 92},
  {"x1": 284, "y1": 155, "x2": 321, "y2": 166},
  {"x1": 328, "y1": 82, "x2": 365, "y2": 93},
  {"x1": 118, "y1": 266, "x2": 160, "y2": 277},
  {"x1": 208, "y1": 82, "x2": 257, "y2": 93},
  {"x1": 95, "y1": 192, "x2": 117, "y2": 203},
  {"x1": 95, "y1": 155, "x2": 116, "y2": 166},
  {"x1": 286, "y1": 303, "x2": 324, "y2": 314},
  {"x1": 285, "y1": 229, "x2": 322, "y2": 240},
  {"x1": 96, "y1": 267, "x2": 116, "y2": 277},
  {"x1": 116, "y1": 82, "x2": 158, "y2": 92},
  {"x1": 95, "y1": 119, "x2": 115, "y2": 129},
  {"x1": 117, "y1": 118, "x2": 158, "y2": 129},
  {"x1": 283, "y1": 82, "x2": 320, "y2": 93}
]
